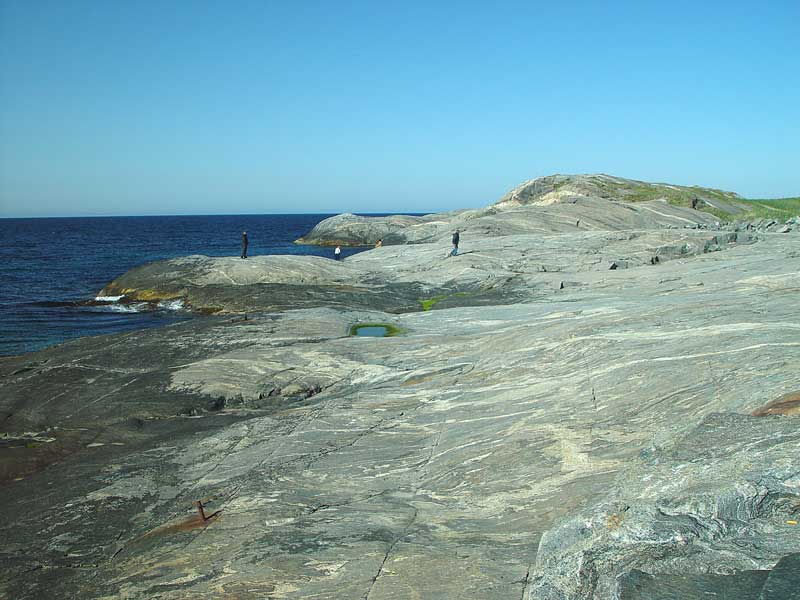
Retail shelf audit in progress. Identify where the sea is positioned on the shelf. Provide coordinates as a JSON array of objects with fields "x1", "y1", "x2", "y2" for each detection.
[{"x1": 0, "y1": 214, "x2": 385, "y2": 357}]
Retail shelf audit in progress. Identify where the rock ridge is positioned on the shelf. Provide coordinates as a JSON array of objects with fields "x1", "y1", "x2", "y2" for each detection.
[
  {"x1": 2, "y1": 176, "x2": 799, "y2": 599},
  {"x1": 296, "y1": 174, "x2": 750, "y2": 246}
]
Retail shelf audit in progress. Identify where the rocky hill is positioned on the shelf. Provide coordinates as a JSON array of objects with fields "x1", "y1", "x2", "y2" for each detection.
[
  {"x1": 1, "y1": 175, "x2": 799, "y2": 599},
  {"x1": 494, "y1": 173, "x2": 746, "y2": 209},
  {"x1": 296, "y1": 174, "x2": 757, "y2": 247}
]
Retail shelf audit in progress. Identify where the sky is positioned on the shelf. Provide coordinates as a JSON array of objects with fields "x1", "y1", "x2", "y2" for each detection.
[{"x1": 0, "y1": 0, "x2": 798, "y2": 217}]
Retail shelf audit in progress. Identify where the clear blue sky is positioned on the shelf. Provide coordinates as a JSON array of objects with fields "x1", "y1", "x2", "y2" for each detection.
[{"x1": 1, "y1": 0, "x2": 798, "y2": 217}]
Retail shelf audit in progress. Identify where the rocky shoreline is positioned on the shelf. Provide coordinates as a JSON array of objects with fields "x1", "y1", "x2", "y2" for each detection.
[{"x1": 2, "y1": 175, "x2": 799, "y2": 599}]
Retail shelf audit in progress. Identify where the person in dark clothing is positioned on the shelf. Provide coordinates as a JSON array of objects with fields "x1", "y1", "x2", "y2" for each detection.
[
  {"x1": 451, "y1": 230, "x2": 460, "y2": 256},
  {"x1": 241, "y1": 231, "x2": 248, "y2": 259}
]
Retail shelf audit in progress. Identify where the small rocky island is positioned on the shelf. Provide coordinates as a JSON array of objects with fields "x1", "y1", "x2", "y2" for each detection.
[{"x1": 2, "y1": 174, "x2": 799, "y2": 599}]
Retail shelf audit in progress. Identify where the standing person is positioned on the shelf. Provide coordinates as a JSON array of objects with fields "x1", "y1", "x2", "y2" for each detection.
[
  {"x1": 241, "y1": 231, "x2": 248, "y2": 259},
  {"x1": 451, "y1": 229, "x2": 460, "y2": 256},
  {"x1": 334, "y1": 245, "x2": 342, "y2": 260},
  {"x1": 375, "y1": 238, "x2": 383, "y2": 248}
]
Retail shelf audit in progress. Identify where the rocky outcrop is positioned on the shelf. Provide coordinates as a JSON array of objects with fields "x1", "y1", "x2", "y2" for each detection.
[
  {"x1": 528, "y1": 412, "x2": 800, "y2": 599},
  {"x1": 295, "y1": 212, "x2": 434, "y2": 246},
  {"x1": 296, "y1": 208, "x2": 489, "y2": 246},
  {"x1": 2, "y1": 178, "x2": 799, "y2": 599},
  {"x1": 98, "y1": 229, "x2": 757, "y2": 314},
  {"x1": 296, "y1": 175, "x2": 740, "y2": 246},
  {"x1": 494, "y1": 173, "x2": 745, "y2": 209},
  {"x1": 723, "y1": 215, "x2": 800, "y2": 234}
]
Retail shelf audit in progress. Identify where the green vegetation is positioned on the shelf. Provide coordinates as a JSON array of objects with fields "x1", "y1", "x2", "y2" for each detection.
[
  {"x1": 505, "y1": 176, "x2": 798, "y2": 225},
  {"x1": 420, "y1": 295, "x2": 447, "y2": 311},
  {"x1": 419, "y1": 291, "x2": 473, "y2": 311},
  {"x1": 588, "y1": 177, "x2": 740, "y2": 208},
  {"x1": 530, "y1": 176, "x2": 798, "y2": 224},
  {"x1": 738, "y1": 198, "x2": 800, "y2": 221},
  {"x1": 697, "y1": 197, "x2": 800, "y2": 223},
  {"x1": 611, "y1": 177, "x2": 800, "y2": 223},
  {"x1": 697, "y1": 205, "x2": 735, "y2": 222},
  {"x1": 552, "y1": 178, "x2": 571, "y2": 192},
  {"x1": 348, "y1": 322, "x2": 405, "y2": 337}
]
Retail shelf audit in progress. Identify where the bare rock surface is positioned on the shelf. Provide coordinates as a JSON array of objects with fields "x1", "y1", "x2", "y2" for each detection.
[
  {"x1": 99, "y1": 229, "x2": 758, "y2": 314},
  {"x1": 529, "y1": 413, "x2": 800, "y2": 599},
  {"x1": 2, "y1": 181, "x2": 800, "y2": 598},
  {"x1": 294, "y1": 212, "x2": 470, "y2": 246},
  {"x1": 494, "y1": 173, "x2": 743, "y2": 208},
  {"x1": 297, "y1": 174, "x2": 735, "y2": 246}
]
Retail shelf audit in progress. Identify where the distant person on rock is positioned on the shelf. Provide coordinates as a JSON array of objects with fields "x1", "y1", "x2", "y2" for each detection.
[
  {"x1": 241, "y1": 231, "x2": 248, "y2": 259},
  {"x1": 450, "y1": 230, "x2": 460, "y2": 256},
  {"x1": 334, "y1": 245, "x2": 342, "y2": 260},
  {"x1": 375, "y1": 239, "x2": 383, "y2": 248}
]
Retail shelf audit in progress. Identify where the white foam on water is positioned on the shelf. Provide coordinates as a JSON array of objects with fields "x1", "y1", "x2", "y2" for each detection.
[
  {"x1": 158, "y1": 299, "x2": 185, "y2": 311},
  {"x1": 107, "y1": 303, "x2": 148, "y2": 313},
  {"x1": 95, "y1": 295, "x2": 124, "y2": 302}
]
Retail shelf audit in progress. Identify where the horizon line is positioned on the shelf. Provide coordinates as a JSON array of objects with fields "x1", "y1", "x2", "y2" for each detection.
[{"x1": 0, "y1": 210, "x2": 436, "y2": 220}]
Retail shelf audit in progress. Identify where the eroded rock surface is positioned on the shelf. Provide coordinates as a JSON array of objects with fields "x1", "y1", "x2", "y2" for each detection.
[
  {"x1": 297, "y1": 174, "x2": 737, "y2": 246},
  {"x1": 98, "y1": 229, "x2": 757, "y2": 313},
  {"x1": 2, "y1": 184, "x2": 800, "y2": 599},
  {"x1": 529, "y1": 413, "x2": 800, "y2": 599}
]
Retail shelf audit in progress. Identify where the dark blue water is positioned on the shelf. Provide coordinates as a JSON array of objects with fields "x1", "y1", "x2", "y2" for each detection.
[{"x1": 0, "y1": 214, "x2": 378, "y2": 357}]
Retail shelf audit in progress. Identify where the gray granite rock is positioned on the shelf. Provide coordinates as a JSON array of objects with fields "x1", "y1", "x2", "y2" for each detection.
[
  {"x1": 760, "y1": 553, "x2": 800, "y2": 600},
  {"x1": 297, "y1": 174, "x2": 731, "y2": 246},
  {"x1": 98, "y1": 229, "x2": 757, "y2": 314},
  {"x1": 2, "y1": 189, "x2": 799, "y2": 599},
  {"x1": 616, "y1": 552, "x2": 800, "y2": 600},
  {"x1": 527, "y1": 412, "x2": 800, "y2": 599},
  {"x1": 618, "y1": 568, "x2": 769, "y2": 600},
  {"x1": 295, "y1": 212, "x2": 436, "y2": 246}
]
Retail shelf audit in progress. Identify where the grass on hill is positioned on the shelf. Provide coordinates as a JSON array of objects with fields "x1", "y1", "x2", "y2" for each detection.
[
  {"x1": 590, "y1": 177, "x2": 798, "y2": 221},
  {"x1": 739, "y1": 198, "x2": 800, "y2": 220},
  {"x1": 700, "y1": 197, "x2": 800, "y2": 223},
  {"x1": 590, "y1": 178, "x2": 741, "y2": 207}
]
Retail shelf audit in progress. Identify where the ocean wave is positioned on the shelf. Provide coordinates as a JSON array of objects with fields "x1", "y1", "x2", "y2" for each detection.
[
  {"x1": 95, "y1": 295, "x2": 125, "y2": 302},
  {"x1": 157, "y1": 299, "x2": 185, "y2": 311},
  {"x1": 106, "y1": 303, "x2": 149, "y2": 313},
  {"x1": 97, "y1": 299, "x2": 186, "y2": 313}
]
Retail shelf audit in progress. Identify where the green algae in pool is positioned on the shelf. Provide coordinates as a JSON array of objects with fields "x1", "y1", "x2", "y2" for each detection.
[{"x1": 349, "y1": 323, "x2": 404, "y2": 337}]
